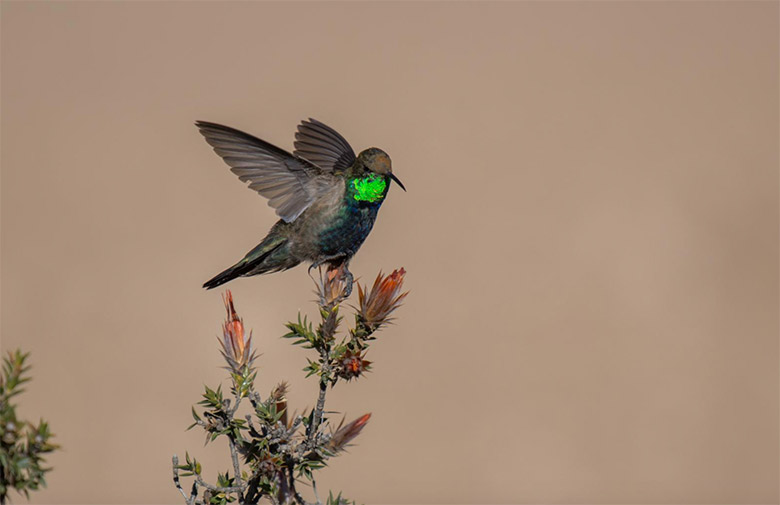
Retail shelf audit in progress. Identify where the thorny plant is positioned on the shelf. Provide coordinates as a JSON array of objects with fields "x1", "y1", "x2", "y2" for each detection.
[
  {"x1": 0, "y1": 350, "x2": 59, "y2": 505},
  {"x1": 173, "y1": 266, "x2": 407, "y2": 505}
]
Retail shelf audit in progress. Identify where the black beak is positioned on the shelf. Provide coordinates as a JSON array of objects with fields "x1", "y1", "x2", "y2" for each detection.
[{"x1": 389, "y1": 173, "x2": 406, "y2": 192}]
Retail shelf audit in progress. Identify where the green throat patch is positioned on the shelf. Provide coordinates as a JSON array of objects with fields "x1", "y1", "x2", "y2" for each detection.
[{"x1": 351, "y1": 174, "x2": 387, "y2": 203}]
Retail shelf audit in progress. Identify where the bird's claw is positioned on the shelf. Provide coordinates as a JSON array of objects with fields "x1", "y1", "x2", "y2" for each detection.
[
  {"x1": 342, "y1": 269, "x2": 354, "y2": 298},
  {"x1": 309, "y1": 257, "x2": 354, "y2": 300}
]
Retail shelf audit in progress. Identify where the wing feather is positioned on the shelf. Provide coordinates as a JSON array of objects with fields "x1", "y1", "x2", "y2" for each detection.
[
  {"x1": 293, "y1": 118, "x2": 356, "y2": 172},
  {"x1": 196, "y1": 120, "x2": 334, "y2": 223}
]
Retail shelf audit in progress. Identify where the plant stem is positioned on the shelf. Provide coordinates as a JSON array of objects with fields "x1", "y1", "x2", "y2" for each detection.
[
  {"x1": 195, "y1": 475, "x2": 243, "y2": 494},
  {"x1": 228, "y1": 437, "x2": 243, "y2": 488},
  {"x1": 172, "y1": 455, "x2": 196, "y2": 505},
  {"x1": 309, "y1": 371, "x2": 329, "y2": 445}
]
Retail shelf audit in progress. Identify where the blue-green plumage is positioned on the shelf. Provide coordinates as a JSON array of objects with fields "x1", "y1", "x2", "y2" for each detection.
[
  {"x1": 317, "y1": 177, "x2": 387, "y2": 258},
  {"x1": 198, "y1": 119, "x2": 405, "y2": 291}
]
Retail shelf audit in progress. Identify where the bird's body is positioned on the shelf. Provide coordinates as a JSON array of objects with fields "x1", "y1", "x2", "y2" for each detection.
[{"x1": 198, "y1": 119, "x2": 404, "y2": 290}]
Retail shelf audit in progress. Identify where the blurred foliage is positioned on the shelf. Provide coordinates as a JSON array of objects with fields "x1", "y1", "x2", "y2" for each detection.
[{"x1": 0, "y1": 350, "x2": 59, "y2": 504}]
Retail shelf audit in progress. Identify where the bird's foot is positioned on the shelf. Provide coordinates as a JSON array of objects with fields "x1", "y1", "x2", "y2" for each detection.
[
  {"x1": 310, "y1": 257, "x2": 354, "y2": 304},
  {"x1": 342, "y1": 268, "x2": 354, "y2": 298}
]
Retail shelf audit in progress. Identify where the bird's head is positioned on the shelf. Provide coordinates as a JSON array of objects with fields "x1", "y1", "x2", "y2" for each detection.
[{"x1": 357, "y1": 148, "x2": 406, "y2": 191}]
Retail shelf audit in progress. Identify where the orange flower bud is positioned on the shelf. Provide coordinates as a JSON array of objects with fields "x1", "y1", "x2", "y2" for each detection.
[
  {"x1": 315, "y1": 264, "x2": 350, "y2": 307},
  {"x1": 357, "y1": 268, "x2": 408, "y2": 329},
  {"x1": 218, "y1": 290, "x2": 256, "y2": 372},
  {"x1": 327, "y1": 413, "x2": 371, "y2": 453}
]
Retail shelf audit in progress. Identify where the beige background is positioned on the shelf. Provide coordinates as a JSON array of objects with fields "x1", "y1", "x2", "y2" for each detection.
[{"x1": 1, "y1": 1, "x2": 778, "y2": 503}]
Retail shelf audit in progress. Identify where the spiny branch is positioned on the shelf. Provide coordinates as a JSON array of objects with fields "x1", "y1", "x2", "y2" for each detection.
[{"x1": 172, "y1": 268, "x2": 407, "y2": 505}]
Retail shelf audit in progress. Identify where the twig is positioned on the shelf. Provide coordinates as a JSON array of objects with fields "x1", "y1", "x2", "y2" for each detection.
[
  {"x1": 309, "y1": 364, "x2": 329, "y2": 445},
  {"x1": 172, "y1": 455, "x2": 196, "y2": 505},
  {"x1": 195, "y1": 474, "x2": 244, "y2": 494},
  {"x1": 173, "y1": 268, "x2": 403, "y2": 505},
  {"x1": 290, "y1": 415, "x2": 304, "y2": 432},
  {"x1": 248, "y1": 390, "x2": 262, "y2": 409},
  {"x1": 309, "y1": 302, "x2": 337, "y2": 445},
  {"x1": 228, "y1": 391, "x2": 241, "y2": 417},
  {"x1": 228, "y1": 437, "x2": 243, "y2": 488}
]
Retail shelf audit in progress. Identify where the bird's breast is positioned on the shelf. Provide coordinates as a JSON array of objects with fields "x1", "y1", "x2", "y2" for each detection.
[
  {"x1": 288, "y1": 179, "x2": 381, "y2": 261},
  {"x1": 316, "y1": 201, "x2": 381, "y2": 258}
]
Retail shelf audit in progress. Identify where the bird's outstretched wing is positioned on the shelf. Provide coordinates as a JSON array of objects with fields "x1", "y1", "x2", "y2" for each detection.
[
  {"x1": 196, "y1": 121, "x2": 335, "y2": 223},
  {"x1": 293, "y1": 118, "x2": 356, "y2": 172}
]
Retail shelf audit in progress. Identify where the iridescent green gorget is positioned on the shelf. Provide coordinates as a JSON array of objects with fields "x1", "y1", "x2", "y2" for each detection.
[{"x1": 351, "y1": 174, "x2": 387, "y2": 203}]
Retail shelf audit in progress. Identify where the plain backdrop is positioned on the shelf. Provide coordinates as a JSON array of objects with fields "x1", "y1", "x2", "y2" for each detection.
[{"x1": 1, "y1": 2, "x2": 778, "y2": 504}]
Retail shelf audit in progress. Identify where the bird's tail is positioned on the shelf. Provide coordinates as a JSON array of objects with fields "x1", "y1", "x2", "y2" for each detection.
[
  {"x1": 203, "y1": 235, "x2": 290, "y2": 290},
  {"x1": 202, "y1": 263, "x2": 253, "y2": 290}
]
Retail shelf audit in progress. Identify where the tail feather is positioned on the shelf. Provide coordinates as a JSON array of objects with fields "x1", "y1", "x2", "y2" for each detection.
[
  {"x1": 202, "y1": 262, "x2": 254, "y2": 290},
  {"x1": 203, "y1": 237, "x2": 288, "y2": 290}
]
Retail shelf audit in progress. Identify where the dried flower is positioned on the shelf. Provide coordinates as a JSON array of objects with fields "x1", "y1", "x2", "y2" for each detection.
[
  {"x1": 314, "y1": 264, "x2": 351, "y2": 308},
  {"x1": 269, "y1": 381, "x2": 288, "y2": 403},
  {"x1": 218, "y1": 290, "x2": 256, "y2": 372},
  {"x1": 356, "y1": 268, "x2": 408, "y2": 330},
  {"x1": 254, "y1": 453, "x2": 283, "y2": 478},
  {"x1": 326, "y1": 413, "x2": 371, "y2": 454},
  {"x1": 334, "y1": 347, "x2": 371, "y2": 381}
]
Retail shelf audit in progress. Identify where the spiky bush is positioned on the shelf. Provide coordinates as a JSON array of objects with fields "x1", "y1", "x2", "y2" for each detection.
[
  {"x1": 173, "y1": 266, "x2": 407, "y2": 505},
  {"x1": 0, "y1": 350, "x2": 59, "y2": 504}
]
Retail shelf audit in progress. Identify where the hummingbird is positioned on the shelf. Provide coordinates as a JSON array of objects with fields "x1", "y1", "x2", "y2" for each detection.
[{"x1": 198, "y1": 118, "x2": 405, "y2": 293}]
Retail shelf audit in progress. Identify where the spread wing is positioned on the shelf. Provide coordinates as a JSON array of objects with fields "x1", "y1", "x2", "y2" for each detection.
[
  {"x1": 196, "y1": 121, "x2": 335, "y2": 223},
  {"x1": 293, "y1": 118, "x2": 356, "y2": 172}
]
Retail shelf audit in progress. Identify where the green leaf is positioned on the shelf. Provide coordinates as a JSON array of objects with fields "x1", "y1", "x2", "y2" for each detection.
[{"x1": 282, "y1": 314, "x2": 318, "y2": 349}]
